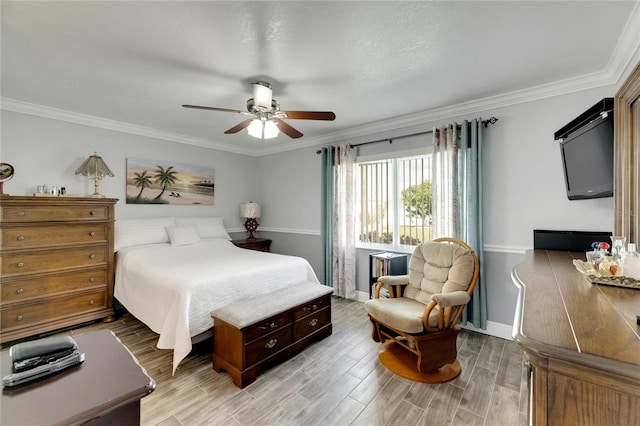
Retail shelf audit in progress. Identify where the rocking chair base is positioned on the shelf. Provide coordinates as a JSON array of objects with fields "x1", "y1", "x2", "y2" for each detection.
[{"x1": 378, "y1": 340, "x2": 461, "y2": 384}]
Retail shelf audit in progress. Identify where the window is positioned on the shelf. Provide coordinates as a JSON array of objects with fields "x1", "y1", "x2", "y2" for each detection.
[{"x1": 356, "y1": 153, "x2": 432, "y2": 248}]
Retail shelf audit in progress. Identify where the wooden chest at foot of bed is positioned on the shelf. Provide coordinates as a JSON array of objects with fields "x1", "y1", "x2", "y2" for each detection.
[{"x1": 211, "y1": 282, "x2": 333, "y2": 388}]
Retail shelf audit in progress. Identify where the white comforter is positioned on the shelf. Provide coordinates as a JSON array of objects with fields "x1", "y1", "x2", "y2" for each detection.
[{"x1": 114, "y1": 238, "x2": 319, "y2": 374}]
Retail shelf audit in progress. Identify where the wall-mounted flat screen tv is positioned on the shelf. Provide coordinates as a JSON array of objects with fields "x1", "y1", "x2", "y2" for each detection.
[{"x1": 560, "y1": 112, "x2": 614, "y2": 200}]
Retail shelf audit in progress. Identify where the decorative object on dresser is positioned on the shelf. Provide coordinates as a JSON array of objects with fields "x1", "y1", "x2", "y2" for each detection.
[
  {"x1": 231, "y1": 238, "x2": 271, "y2": 252},
  {"x1": 74, "y1": 152, "x2": 114, "y2": 198},
  {"x1": 0, "y1": 163, "x2": 15, "y2": 194},
  {"x1": 239, "y1": 201, "x2": 261, "y2": 240},
  {"x1": 0, "y1": 195, "x2": 118, "y2": 344},
  {"x1": 211, "y1": 281, "x2": 333, "y2": 388}
]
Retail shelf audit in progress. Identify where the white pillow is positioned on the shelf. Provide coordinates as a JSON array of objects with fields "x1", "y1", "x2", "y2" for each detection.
[
  {"x1": 114, "y1": 217, "x2": 175, "y2": 251},
  {"x1": 175, "y1": 217, "x2": 231, "y2": 240},
  {"x1": 167, "y1": 225, "x2": 201, "y2": 247}
]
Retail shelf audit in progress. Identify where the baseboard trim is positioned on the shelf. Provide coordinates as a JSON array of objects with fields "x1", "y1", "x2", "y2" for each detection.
[{"x1": 355, "y1": 290, "x2": 513, "y2": 341}]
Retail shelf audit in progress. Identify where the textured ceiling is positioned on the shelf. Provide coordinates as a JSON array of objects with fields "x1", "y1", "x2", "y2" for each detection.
[{"x1": 2, "y1": 1, "x2": 639, "y2": 155}]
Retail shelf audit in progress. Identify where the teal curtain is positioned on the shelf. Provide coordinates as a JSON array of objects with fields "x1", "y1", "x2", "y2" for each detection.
[
  {"x1": 321, "y1": 147, "x2": 335, "y2": 287},
  {"x1": 432, "y1": 119, "x2": 487, "y2": 329},
  {"x1": 458, "y1": 119, "x2": 487, "y2": 329}
]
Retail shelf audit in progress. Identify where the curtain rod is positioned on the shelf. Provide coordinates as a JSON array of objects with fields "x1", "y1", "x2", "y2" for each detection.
[{"x1": 315, "y1": 116, "x2": 498, "y2": 154}]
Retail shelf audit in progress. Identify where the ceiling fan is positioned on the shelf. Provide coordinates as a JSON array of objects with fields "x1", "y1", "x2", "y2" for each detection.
[{"x1": 182, "y1": 81, "x2": 336, "y2": 139}]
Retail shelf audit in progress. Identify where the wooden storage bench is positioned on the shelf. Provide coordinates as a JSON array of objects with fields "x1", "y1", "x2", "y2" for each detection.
[{"x1": 211, "y1": 282, "x2": 333, "y2": 388}]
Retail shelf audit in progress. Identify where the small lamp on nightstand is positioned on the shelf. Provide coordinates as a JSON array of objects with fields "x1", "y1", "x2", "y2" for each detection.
[{"x1": 240, "y1": 202, "x2": 261, "y2": 240}]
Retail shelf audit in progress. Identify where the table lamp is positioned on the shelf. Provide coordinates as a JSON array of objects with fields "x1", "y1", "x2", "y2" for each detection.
[
  {"x1": 240, "y1": 202, "x2": 261, "y2": 240},
  {"x1": 75, "y1": 152, "x2": 114, "y2": 197}
]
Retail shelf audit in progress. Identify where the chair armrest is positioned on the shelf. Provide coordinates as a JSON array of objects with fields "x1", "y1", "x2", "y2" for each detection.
[
  {"x1": 373, "y1": 275, "x2": 409, "y2": 299},
  {"x1": 431, "y1": 291, "x2": 470, "y2": 307},
  {"x1": 378, "y1": 275, "x2": 409, "y2": 285}
]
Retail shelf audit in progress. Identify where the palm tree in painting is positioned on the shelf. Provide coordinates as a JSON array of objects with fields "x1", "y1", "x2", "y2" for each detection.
[
  {"x1": 153, "y1": 165, "x2": 178, "y2": 200},
  {"x1": 133, "y1": 170, "x2": 152, "y2": 200}
]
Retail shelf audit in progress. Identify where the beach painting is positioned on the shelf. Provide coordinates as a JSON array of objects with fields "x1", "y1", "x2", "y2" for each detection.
[{"x1": 126, "y1": 158, "x2": 214, "y2": 205}]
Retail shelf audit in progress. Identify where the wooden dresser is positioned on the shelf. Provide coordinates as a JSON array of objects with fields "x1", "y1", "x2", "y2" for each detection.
[
  {"x1": 0, "y1": 195, "x2": 118, "y2": 344},
  {"x1": 512, "y1": 250, "x2": 640, "y2": 426}
]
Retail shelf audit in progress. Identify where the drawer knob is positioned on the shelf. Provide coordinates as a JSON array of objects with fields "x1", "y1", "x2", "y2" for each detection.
[
  {"x1": 265, "y1": 338, "x2": 278, "y2": 349},
  {"x1": 89, "y1": 211, "x2": 95, "y2": 216},
  {"x1": 89, "y1": 277, "x2": 95, "y2": 282},
  {"x1": 89, "y1": 231, "x2": 96, "y2": 237},
  {"x1": 89, "y1": 254, "x2": 96, "y2": 259},
  {"x1": 16, "y1": 288, "x2": 24, "y2": 295},
  {"x1": 89, "y1": 299, "x2": 95, "y2": 305},
  {"x1": 309, "y1": 318, "x2": 319, "y2": 327},
  {"x1": 17, "y1": 211, "x2": 25, "y2": 217},
  {"x1": 17, "y1": 315, "x2": 23, "y2": 321},
  {"x1": 17, "y1": 235, "x2": 25, "y2": 241},
  {"x1": 17, "y1": 262, "x2": 25, "y2": 268}
]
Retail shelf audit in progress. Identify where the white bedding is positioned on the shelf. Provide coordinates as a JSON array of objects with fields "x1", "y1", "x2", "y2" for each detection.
[{"x1": 114, "y1": 238, "x2": 320, "y2": 374}]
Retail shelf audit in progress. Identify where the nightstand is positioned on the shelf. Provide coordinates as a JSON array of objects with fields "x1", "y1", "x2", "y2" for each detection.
[{"x1": 232, "y1": 238, "x2": 272, "y2": 252}]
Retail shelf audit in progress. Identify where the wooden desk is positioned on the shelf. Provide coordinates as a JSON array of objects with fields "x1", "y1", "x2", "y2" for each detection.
[
  {"x1": 1, "y1": 329, "x2": 155, "y2": 425},
  {"x1": 512, "y1": 250, "x2": 640, "y2": 426}
]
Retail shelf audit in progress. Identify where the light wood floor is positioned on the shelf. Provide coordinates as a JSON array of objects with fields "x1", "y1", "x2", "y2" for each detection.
[{"x1": 59, "y1": 297, "x2": 528, "y2": 425}]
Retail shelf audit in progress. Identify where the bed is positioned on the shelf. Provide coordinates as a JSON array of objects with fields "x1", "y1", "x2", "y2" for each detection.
[{"x1": 113, "y1": 216, "x2": 321, "y2": 374}]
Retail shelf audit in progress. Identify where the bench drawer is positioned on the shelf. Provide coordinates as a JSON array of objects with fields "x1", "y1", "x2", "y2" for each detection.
[
  {"x1": 294, "y1": 306, "x2": 331, "y2": 341},
  {"x1": 244, "y1": 325, "x2": 292, "y2": 367},
  {"x1": 294, "y1": 294, "x2": 331, "y2": 320},
  {"x1": 243, "y1": 311, "x2": 291, "y2": 343}
]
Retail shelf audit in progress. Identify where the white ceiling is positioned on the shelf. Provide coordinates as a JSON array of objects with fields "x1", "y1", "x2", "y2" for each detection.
[{"x1": 2, "y1": 1, "x2": 640, "y2": 156}]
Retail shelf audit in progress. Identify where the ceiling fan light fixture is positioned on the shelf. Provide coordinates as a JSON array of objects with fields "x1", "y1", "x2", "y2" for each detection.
[
  {"x1": 252, "y1": 81, "x2": 273, "y2": 110},
  {"x1": 248, "y1": 118, "x2": 279, "y2": 139}
]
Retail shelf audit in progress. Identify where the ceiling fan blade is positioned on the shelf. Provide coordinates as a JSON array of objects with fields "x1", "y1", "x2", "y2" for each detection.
[
  {"x1": 224, "y1": 119, "x2": 254, "y2": 134},
  {"x1": 182, "y1": 105, "x2": 243, "y2": 114},
  {"x1": 274, "y1": 118, "x2": 303, "y2": 139},
  {"x1": 281, "y1": 111, "x2": 336, "y2": 121}
]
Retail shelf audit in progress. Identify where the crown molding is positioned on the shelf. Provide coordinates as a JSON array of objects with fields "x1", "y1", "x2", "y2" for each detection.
[
  {"x1": 3, "y1": 4, "x2": 639, "y2": 158},
  {"x1": 0, "y1": 98, "x2": 252, "y2": 155}
]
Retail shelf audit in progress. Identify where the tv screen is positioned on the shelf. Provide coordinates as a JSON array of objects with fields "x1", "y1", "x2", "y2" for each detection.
[{"x1": 560, "y1": 113, "x2": 614, "y2": 200}]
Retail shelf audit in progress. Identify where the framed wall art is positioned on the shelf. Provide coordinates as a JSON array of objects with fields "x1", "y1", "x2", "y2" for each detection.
[{"x1": 126, "y1": 158, "x2": 214, "y2": 205}]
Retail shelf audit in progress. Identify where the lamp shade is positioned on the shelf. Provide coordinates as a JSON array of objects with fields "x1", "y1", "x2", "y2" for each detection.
[
  {"x1": 75, "y1": 152, "x2": 114, "y2": 178},
  {"x1": 74, "y1": 152, "x2": 114, "y2": 197},
  {"x1": 240, "y1": 202, "x2": 261, "y2": 219}
]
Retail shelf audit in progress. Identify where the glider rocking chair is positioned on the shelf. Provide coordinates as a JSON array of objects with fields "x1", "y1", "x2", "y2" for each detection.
[{"x1": 364, "y1": 237, "x2": 479, "y2": 383}]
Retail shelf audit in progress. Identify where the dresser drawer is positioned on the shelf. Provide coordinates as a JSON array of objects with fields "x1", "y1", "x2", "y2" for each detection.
[
  {"x1": 1, "y1": 224, "x2": 108, "y2": 249},
  {"x1": 244, "y1": 325, "x2": 293, "y2": 367},
  {"x1": 1, "y1": 246, "x2": 108, "y2": 276},
  {"x1": 1, "y1": 269, "x2": 107, "y2": 302},
  {"x1": 1, "y1": 290, "x2": 107, "y2": 330},
  {"x1": 1, "y1": 205, "x2": 108, "y2": 223},
  {"x1": 294, "y1": 306, "x2": 331, "y2": 341},
  {"x1": 244, "y1": 311, "x2": 292, "y2": 343},
  {"x1": 294, "y1": 294, "x2": 331, "y2": 320}
]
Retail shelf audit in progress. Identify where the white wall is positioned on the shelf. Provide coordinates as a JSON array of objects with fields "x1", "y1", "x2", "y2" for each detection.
[
  {"x1": 0, "y1": 84, "x2": 618, "y2": 333},
  {"x1": 0, "y1": 110, "x2": 258, "y2": 230}
]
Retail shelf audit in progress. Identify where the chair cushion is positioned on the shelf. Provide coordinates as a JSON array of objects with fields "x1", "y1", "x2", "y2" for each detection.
[
  {"x1": 404, "y1": 241, "x2": 474, "y2": 305},
  {"x1": 364, "y1": 297, "x2": 436, "y2": 334}
]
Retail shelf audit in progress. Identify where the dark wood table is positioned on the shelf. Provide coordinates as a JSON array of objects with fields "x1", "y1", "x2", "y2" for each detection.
[
  {"x1": 1, "y1": 329, "x2": 155, "y2": 425},
  {"x1": 512, "y1": 249, "x2": 640, "y2": 425}
]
